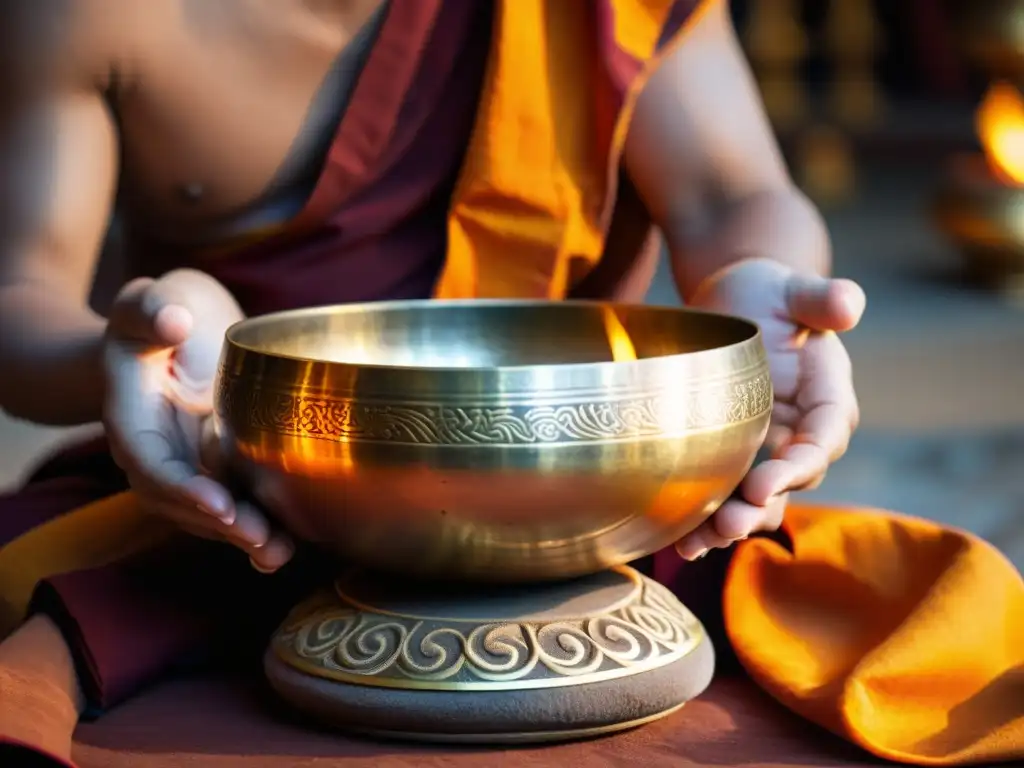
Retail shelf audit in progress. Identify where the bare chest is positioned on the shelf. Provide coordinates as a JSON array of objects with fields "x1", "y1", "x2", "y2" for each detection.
[{"x1": 109, "y1": 0, "x2": 386, "y2": 244}]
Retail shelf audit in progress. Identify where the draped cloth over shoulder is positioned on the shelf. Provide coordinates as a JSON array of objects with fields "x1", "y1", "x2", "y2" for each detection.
[
  {"x1": 438, "y1": 0, "x2": 712, "y2": 299},
  {"x1": 0, "y1": 1, "x2": 1022, "y2": 766}
]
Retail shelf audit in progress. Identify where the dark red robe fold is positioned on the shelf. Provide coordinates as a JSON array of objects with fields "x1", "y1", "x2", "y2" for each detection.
[{"x1": 139, "y1": 0, "x2": 491, "y2": 317}]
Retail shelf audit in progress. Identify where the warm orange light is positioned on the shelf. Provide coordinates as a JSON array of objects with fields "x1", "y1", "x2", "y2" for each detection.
[
  {"x1": 976, "y1": 82, "x2": 1024, "y2": 186},
  {"x1": 601, "y1": 306, "x2": 637, "y2": 363}
]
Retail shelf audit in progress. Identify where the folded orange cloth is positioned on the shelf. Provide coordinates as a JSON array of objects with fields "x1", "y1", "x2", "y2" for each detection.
[{"x1": 725, "y1": 503, "x2": 1024, "y2": 765}]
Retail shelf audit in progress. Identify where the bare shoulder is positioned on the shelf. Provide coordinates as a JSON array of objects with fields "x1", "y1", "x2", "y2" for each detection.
[
  {"x1": 0, "y1": 0, "x2": 128, "y2": 295},
  {"x1": 0, "y1": 1, "x2": 124, "y2": 91}
]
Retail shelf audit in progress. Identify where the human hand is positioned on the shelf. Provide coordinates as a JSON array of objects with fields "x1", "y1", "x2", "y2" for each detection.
[
  {"x1": 675, "y1": 258, "x2": 865, "y2": 560},
  {"x1": 102, "y1": 269, "x2": 294, "y2": 573}
]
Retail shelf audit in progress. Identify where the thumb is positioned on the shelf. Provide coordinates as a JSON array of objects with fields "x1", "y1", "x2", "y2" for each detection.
[
  {"x1": 784, "y1": 274, "x2": 866, "y2": 332},
  {"x1": 107, "y1": 277, "x2": 194, "y2": 349}
]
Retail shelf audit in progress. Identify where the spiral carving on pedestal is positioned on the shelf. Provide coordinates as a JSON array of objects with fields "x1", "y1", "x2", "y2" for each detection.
[{"x1": 271, "y1": 568, "x2": 705, "y2": 691}]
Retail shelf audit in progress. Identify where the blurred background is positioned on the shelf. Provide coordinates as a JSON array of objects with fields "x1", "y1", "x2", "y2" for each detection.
[{"x1": 1, "y1": 0, "x2": 1021, "y2": 567}]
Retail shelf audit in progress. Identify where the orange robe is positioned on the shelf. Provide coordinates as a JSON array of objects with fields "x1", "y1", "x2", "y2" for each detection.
[{"x1": 0, "y1": 1, "x2": 1020, "y2": 766}]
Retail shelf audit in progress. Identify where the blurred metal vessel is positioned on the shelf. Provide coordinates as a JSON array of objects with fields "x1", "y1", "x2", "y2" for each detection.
[
  {"x1": 955, "y1": 0, "x2": 1024, "y2": 80},
  {"x1": 935, "y1": 2, "x2": 1024, "y2": 294}
]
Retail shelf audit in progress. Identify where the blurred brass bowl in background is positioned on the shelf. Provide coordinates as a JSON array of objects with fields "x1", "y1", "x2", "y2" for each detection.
[
  {"x1": 955, "y1": 0, "x2": 1024, "y2": 80},
  {"x1": 933, "y1": 154, "x2": 1024, "y2": 296},
  {"x1": 214, "y1": 300, "x2": 771, "y2": 582}
]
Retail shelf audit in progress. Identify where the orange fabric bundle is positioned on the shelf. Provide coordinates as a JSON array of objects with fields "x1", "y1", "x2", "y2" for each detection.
[{"x1": 725, "y1": 503, "x2": 1024, "y2": 765}]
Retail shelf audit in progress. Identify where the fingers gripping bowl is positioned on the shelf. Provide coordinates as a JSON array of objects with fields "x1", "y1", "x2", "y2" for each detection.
[{"x1": 213, "y1": 300, "x2": 771, "y2": 582}]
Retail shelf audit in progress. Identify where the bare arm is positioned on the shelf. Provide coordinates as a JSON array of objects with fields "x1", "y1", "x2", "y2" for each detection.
[
  {"x1": 0, "y1": 6, "x2": 117, "y2": 425},
  {"x1": 624, "y1": 0, "x2": 831, "y2": 301}
]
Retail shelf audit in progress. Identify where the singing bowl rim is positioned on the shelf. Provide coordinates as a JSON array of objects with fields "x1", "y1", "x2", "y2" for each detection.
[{"x1": 222, "y1": 298, "x2": 764, "y2": 375}]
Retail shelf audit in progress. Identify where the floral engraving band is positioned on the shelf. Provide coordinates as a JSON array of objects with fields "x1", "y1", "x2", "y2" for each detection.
[
  {"x1": 271, "y1": 575, "x2": 704, "y2": 691},
  {"x1": 217, "y1": 371, "x2": 772, "y2": 446}
]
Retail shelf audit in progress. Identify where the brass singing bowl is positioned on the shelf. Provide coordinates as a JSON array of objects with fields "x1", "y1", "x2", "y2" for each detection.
[
  {"x1": 214, "y1": 300, "x2": 772, "y2": 582},
  {"x1": 933, "y1": 154, "x2": 1024, "y2": 292}
]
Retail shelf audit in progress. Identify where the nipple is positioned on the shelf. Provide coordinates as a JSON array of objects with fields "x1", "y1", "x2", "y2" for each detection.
[{"x1": 179, "y1": 182, "x2": 206, "y2": 203}]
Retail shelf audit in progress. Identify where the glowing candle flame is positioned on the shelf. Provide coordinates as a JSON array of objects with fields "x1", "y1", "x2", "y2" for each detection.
[
  {"x1": 977, "y1": 82, "x2": 1024, "y2": 186},
  {"x1": 601, "y1": 306, "x2": 637, "y2": 363}
]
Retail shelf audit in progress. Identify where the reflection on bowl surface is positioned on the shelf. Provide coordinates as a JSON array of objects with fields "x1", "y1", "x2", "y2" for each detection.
[{"x1": 215, "y1": 300, "x2": 771, "y2": 582}]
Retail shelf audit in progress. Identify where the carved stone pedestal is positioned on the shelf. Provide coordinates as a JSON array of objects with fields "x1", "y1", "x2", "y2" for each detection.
[{"x1": 265, "y1": 566, "x2": 715, "y2": 744}]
